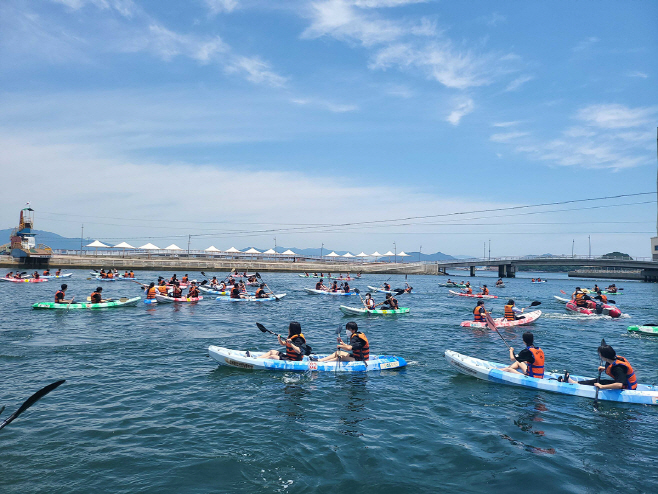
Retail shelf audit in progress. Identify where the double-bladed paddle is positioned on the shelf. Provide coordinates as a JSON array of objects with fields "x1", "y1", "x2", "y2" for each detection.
[
  {"x1": 0, "y1": 380, "x2": 66, "y2": 431},
  {"x1": 594, "y1": 338, "x2": 606, "y2": 407},
  {"x1": 485, "y1": 313, "x2": 511, "y2": 349},
  {"x1": 256, "y1": 322, "x2": 281, "y2": 338}
]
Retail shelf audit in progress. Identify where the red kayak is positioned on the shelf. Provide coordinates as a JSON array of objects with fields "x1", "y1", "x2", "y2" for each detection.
[
  {"x1": 566, "y1": 300, "x2": 621, "y2": 318},
  {"x1": 1, "y1": 277, "x2": 48, "y2": 283}
]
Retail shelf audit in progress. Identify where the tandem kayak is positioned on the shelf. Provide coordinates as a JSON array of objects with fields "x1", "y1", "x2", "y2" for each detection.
[
  {"x1": 208, "y1": 346, "x2": 406, "y2": 372},
  {"x1": 627, "y1": 325, "x2": 658, "y2": 336},
  {"x1": 1, "y1": 277, "x2": 48, "y2": 283},
  {"x1": 444, "y1": 350, "x2": 658, "y2": 406},
  {"x1": 216, "y1": 294, "x2": 285, "y2": 302},
  {"x1": 460, "y1": 310, "x2": 542, "y2": 328},
  {"x1": 199, "y1": 286, "x2": 253, "y2": 296},
  {"x1": 448, "y1": 290, "x2": 498, "y2": 299},
  {"x1": 40, "y1": 273, "x2": 73, "y2": 279},
  {"x1": 565, "y1": 301, "x2": 621, "y2": 318},
  {"x1": 438, "y1": 283, "x2": 468, "y2": 288},
  {"x1": 33, "y1": 296, "x2": 141, "y2": 309},
  {"x1": 367, "y1": 285, "x2": 396, "y2": 294},
  {"x1": 154, "y1": 294, "x2": 203, "y2": 303},
  {"x1": 339, "y1": 305, "x2": 410, "y2": 316},
  {"x1": 304, "y1": 288, "x2": 358, "y2": 296}
]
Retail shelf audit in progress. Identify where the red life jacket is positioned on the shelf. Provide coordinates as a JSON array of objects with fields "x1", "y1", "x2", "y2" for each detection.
[
  {"x1": 285, "y1": 334, "x2": 305, "y2": 361},
  {"x1": 525, "y1": 346, "x2": 544, "y2": 379},
  {"x1": 606, "y1": 356, "x2": 637, "y2": 390},
  {"x1": 350, "y1": 332, "x2": 369, "y2": 361},
  {"x1": 473, "y1": 306, "x2": 485, "y2": 321},
  {"x1": 504, "y1": 304, "x2": 515, "y2": 321}
]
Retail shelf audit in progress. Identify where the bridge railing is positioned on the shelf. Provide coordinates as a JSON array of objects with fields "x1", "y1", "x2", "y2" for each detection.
[{"x1": 434, "y1": 255, "x2": 653, "y2": 264}]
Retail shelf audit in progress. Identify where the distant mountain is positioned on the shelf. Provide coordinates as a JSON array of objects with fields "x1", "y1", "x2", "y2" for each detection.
[{"x1": 0, "y1": 229, "x2": 90, "y2": 251}]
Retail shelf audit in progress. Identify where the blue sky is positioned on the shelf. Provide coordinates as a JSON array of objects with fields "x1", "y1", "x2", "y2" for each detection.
[{"x1": 0, "y1": 0, "x2": 656, "y2": 257}]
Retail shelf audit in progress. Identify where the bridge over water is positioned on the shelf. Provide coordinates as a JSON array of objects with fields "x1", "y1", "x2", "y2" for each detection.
[{"x1": 435, "y1": 255, "x2": 658, "y2": 282}]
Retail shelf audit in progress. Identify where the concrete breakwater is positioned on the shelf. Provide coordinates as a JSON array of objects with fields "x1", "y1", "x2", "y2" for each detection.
[{"x1": 0, "y1": 254, "x2": 441, "y2": 275}]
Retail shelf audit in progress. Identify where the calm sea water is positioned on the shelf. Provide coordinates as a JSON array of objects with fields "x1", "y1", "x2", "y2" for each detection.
[{"x1": 1, "y1": 269, "x2": 656, "y2": 493}]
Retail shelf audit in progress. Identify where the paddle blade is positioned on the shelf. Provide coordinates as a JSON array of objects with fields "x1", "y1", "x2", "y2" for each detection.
[
  {"x1": 201, "y1": 271, "x2": 206, "y2": 277},
  {"x1": 256, "y1": 323, "x2": 270, "y2": 334},
  {"x1": 560, "y1": 290, "x2": 567, "y2": 294},
  {"x1": 530, "y1": 301, "x2": 541, "y2": 307},
  {"x1": 336, "y1": 324, "x2": 342, "y2": 335},
  {"x1": 394, "y1": 289, "x2": 405, "y2": 295},
  {"x1": 200, "y1": 280, "x2": 208, "y2": 286},
  {"x1": 601, "y1": 338, "x2": 606, "y2": 346},
  {"x1": 484, "y1": 313, "x2": 498, "y2": 331},
  {"x1": 0, "y1": 405, "x2": 4, "y2": 417},
  {"x1": 0, "y1": 380, "x2": 66, "y2": 431},
  {"x1": 607, "y1": 299, "x2": 616, "y2": 304},
  {"x1": 354, "y1": 288, "x2": 360, "y2": 294}
]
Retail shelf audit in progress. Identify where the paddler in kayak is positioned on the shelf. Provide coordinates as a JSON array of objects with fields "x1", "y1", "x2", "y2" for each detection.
[
  {"x1": 464, "y1": 284, "x2": 473, "y2": 295},
  {"x1": 146, "y1": 282, "x2": 157, "y2": 300},
  {"x1": 157, "y1": 279, "x2": 168, "y2": 295},
  {"x1": 43, "y1": 269, "x2": 50, "y2": 276},
  {"x1": 473, "y1": 300, "x2": 487, "y2": 321},
  {"x1": 594, "y1": 290, "x2": 608, "y2": 304},
  {"x1": 90, "y1": 287, "x2": 107, "y2": 303},
  {"x1": 209, "y1": 276, "x2": 219, "y2": 288},
  {"x1": 315, "y1": 278, "x2": 327, "y2": 291},
  {"x1": 5, "y1": 271, "x2": 13, "y2": 278},
  {"x1": 55, "y1": 269, "x2": 62, "y2": 276},
  {"x1": 504, "y1": 300, "x2": 525, "y2": 320},
  {"x1": 403, "y1": 282, "x2": 413, "y2": 293},
  {"x1": 255, "y1": 283, "x2": 272, "y2": 299},
  {"x1": 182, "y1": 274, "x2": 189, "y2": 283},
  {"x1": 330, "y1": 281, "x2": 339, "y2": 293},
  {"x1": 563, "y1": 342, "x2": 637, "y2": 390},
  {"x1": 54, "y1": 284, "x2": 72, "y2": 303},
  {"x1": 319, "y1": 322, "x2": 369, "y2": 363},
  {"x1": 32, "y1": 271, "x2": 40, "y2": 279},
  {"x1": 382, "y1": 282, "x2": 391, "y2": 292},
  {"x1": 592, "y1": 284, "x2": 600, "y2": 293},
  {"x1": 343, "y1": 282, "x2": 350, "y2": 293},
  {"x1": 571, "y1": 287, "x2": 591, "y2": 307},
  {"x1": 495, "y1": 279, "x2": 504, "y2": 287},
  {"x1": 171, "y1": 282, "x2": 183, "y2": 299},
  {"x1": 364, "y1": 293, "x2": 376, "y2": 310},
  {"x1": 188, "y1": 281, "x2": 199, "y2": 298},
  {"x1": 256, "y1": 322, "x2": 310, "y2": 361},
  {"x1": 230, "y1": 284, "x2": 244, "y2": 299},
  {"x1": 381, "y1": 293, "x2": 399, "y2": 310},
  {"x1": 501, "y1": 332, "x2": 544, "y2": 378},
  {"x1": 480, "y1": 285, "x2": 489, "y2": 296},
  {"x1": 606, "y1": 284, "x2": 618, "y2": 293}
]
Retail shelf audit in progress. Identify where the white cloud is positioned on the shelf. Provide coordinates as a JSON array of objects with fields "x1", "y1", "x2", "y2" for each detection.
[
  {"x1": 291, "y1": 98, "x2": 357, "y2": 112},
  {"x1": 505, "y1": 74, "x2": 534, "y2": 92},
  {"x1": 492, "y1": 121, "x2": 522, "y2": 127},
  {"x1": 575, "y1": 103, "x2": 656, "y2": 129},
  {"x1": 446, "y1": 98, "x2": 474, "y2": 125},
  {"x1": 226, "y1": 56, "x2": 288, "y2": 87},
  {"x1": 352, "y1": 0, "x2": 428, "y2": 7},
  {"x1": 480, "y1": 12, "x2": 506, "y2": 27},
  {"x1": 572, "y1": 36, "x2": 599, "y2": 52},
  {"x1": 627, "y1": 71, "x2": 648, "y2": 78},
  {"x1": 204, "y1": 0, "x2": 239, "y2": 14},
  {"x1": 51, "y1": 0, "x2": 137, "y2": 17},
  {"x1": 490, "y1": 131, "x2": 529, "y2": 143}
]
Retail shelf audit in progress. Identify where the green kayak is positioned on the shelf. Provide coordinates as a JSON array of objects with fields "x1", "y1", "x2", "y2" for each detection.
[
  {"x1": 33, "y1": 296, "x2": 141, "y2": 310},
  {"x1": 627, "y1": 325, "x2": 658, "y2": 336},
  {"x1": 340, "y1": 305, "x2": 410, "y2": 316}
]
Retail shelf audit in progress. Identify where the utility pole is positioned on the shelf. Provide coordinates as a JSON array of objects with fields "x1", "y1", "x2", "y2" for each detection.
[
  {"x1": 321, "y1": 243, "x2": 323, "y2": 260},
  {"x1": 419, "y1": 245, "x2": 422, "y2": 263},
  {"x1": 187, "y1": 234, "x2": 191, "y2": 256},
  {"x1": 80, "y1": 224, "x2": 84, "y2": 255},
  {"x1": 394, "y1": 241, "x2": 397, "y2": 264},
  {"x1": 572, "y1": 239, "x2": 575, "y2": 258},
  {"x1": 488, "y1": 239, "x2": 491, "y2": 261},
  {"x1": 588, "y1": 235, "x2": 591, "y2": 258},
  {"x1": 274, "y1": 237, "x2": 277, "y2": 258},
  {"x1": 483, "y1": 242, "x2": 486, "y2": 260}
]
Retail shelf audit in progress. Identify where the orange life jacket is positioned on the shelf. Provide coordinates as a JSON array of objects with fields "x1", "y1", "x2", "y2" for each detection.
[
  {"x1": 90, "y1": 291, "x2": 102, "y2": 303},
  {"x1": 55, "y1": 290, "x2": 65, "y2": 303},
  {"x1": 599, "y1": 294, "x2": 608, "y2": 303},
  {"x1": 172, "y1": 287, "x2": 182, "y2": 298},
  {"x1": 504, "y1": 304, "x2": 515, "y2": 321},
  {"x1": 525, "y1": 347, "x2": 544, "y2": 379},
  {"x1": 146, "y1": 287, "x2": 157, "y2": 299},
  {"x1": 482, "y1": 288, "x2": 489, "y2": 295},
  {"x1": 466, "y1": 287, "x2": 472, "y2": 294},
  {"x1": 182, "y1": 276, "x2": 188, "y2": 283},
  {"x1": 285, "y1": 334, "x2": 305, "y2": 361},
  {"x1": 129, "y1": 272, "x2": 134, "y2": 278},
  {"x1": 473, "y1": 306, "x2": 485, "y2": 322},
  {"x1": 157, "y1": 285, "x2": 168, "y2": 294},
  {"x1": 350, "y1": 332, "x2": 369, "y2": 361},
  {"x1": 574, "y1": 292, "x2": 587, "y2": 306},
  {"x1": 606, "y1": 356, "x2": 637, "y2": 390},
  {"x1": 188, "y1": 287, "x2": 199, "y2": 298},
  {"x1": 107, "y1": 272, "x2": 114, "y2": 278},
  {"x1": 43, "y1": 271, "x2": 49, "y2": 275},
  {"x1": 230, "y1": 288, "x2": 241, "y2": 299},
  {"x1": 366, "y1": 299, "x2": 375, "y2": 309}
]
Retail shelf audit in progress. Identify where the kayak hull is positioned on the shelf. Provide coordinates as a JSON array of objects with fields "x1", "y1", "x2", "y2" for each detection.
[
  {"x1": 304, "y1": 288, "x2": 357, "y2": 296},
  {"x1": 448, "y1": 290, "x2": 497, "y2": 299},
  {"x1": 2, "y1": 277, "x2": 48, "y2": 283},
  {"x1": 208, "y1": 346, "x2": 406, "y2": 372},
  {"x1": 33, "y1": 296, "x2": 141, "y2": 309},
  {"x1": 367, "y1": 285, "x2": 394, "y2": 294},
  {"x1": 216, "y1": 294, "x2": 285, "y2": 302},
  {"x1": 41, "y1": 273, "x2": 73, "y2": 279},
  {"x1": 460, "y1": 310, "x2": 542, "y2": 327},
  {"x1": 154, "y1": 294, "x2": 203, "y2": 303},
  {"x1": 438, "y1": 283, "x2": 468, "y2": 288},
  {"x1": 565, "y1": 301, "x2": 621, "y2": 318},
  {"x1": 628, "y1": 325, "x2": 658, "y2": 336},
  {"x1": 340, "y1": 305, "x2": 410, "y2": 316},
  {"x1": 444, "y1": 350, "x2": 658, "y2": 405}
]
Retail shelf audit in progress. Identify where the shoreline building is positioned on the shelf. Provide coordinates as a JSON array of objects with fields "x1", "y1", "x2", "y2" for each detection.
[{"x1": 0, "y1": 206, "x2": 52, "y2": 265}]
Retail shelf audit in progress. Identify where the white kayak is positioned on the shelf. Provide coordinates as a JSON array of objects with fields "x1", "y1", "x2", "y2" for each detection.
[
  {"x1": 339, "y1": 305, "x2": 410, "y2": 316},
  {"x1": 554, "y1": 295, "x2": 570, "y2": 303},
  {"x1": 448, "y1": 290, "x2": 498, "y2": 299},
  {"x1": 367, "y1": 285, "x2": 395, "y2": 294},
  {"x1": 208, "y1": 346, "x2": 406, "y2": 372},
  {"x1": 460, "y1": 310, "x2": 542, "y2": 327},
  {"x1": 445, "y1": 350, "x2": 658, "y2": 406},
  {"x1": 199, "y1": 286, "x2": 253, "y2": 296},
  {"x1": 41, "y1": 273, "x2": 73, "y2": 279},
  {"x1": 304, "y1": 288, "x2": 358, "y2": 296},
  {"x1": 216, "y1": 294, "x2": 286, "y2": 302}
]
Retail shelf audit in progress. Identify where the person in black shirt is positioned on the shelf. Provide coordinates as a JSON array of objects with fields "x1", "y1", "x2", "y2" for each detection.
[
  {"x1": 501, "y1": 332, "x2": 545, "y2": 379},
  {"x1": 54, "y1": 284, "x2": 72, "y2": 304},
  {"x1": 382, "y1": 293, "x2": 399, "y2": 310},
  {"x1": 257, "y1": 322, "x2": 309, "y2": 360},
  {"x1": 565, "y1": 343, "x2": 637, "y2": 390}
]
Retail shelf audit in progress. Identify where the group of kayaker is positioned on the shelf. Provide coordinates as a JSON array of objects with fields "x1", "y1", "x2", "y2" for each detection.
[
  {"x1": 96, "y1": 268, "x2": 135, "y2": 279},
  {"x1": 473, "y1": 299, "x2": 524, "y2": 322},
  {"x1": 362, "y1": 292, "x2": 399, "y2": 310},
  {"x1": 501, "y1": 332, "x2": 637, "y2": 391},
  {"x1": 531, "y1": 278, "x2": 545, "y2": 282},
  {"x1": 314, "y1": 278, "x2": 351, "y2": 293},
  {"x1": 253, "y1": 321, "x2": 369, "y2": 363}
]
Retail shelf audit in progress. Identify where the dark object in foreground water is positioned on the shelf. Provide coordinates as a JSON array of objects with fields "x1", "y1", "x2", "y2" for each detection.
[{"x1": 0, "y1": 380, "x2": 66, "y2": 431}]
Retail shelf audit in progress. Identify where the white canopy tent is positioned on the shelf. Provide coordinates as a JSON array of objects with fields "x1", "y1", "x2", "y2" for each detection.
[
  {"x1": 139, "y1": 243, "x2": 160, "y2": 250},
  {"x1": 86, "y1": 240, "x2": 109, "y2": 256},
  {"x1": 370, "y1": 251, "x2": 382, "y2": 257},
  {"x1": 356, "y1": 252, "x2": 368, "y2": 257},
  {"x1": 164, "y1": 244, "x2": 183, "y2": 251},
  {"x1": 244, "y1": 248, "x2": 261, "y2": 254},
  {"x1": 326, "y1": 251, "x2": 340, "y2": 257},
  {"x1": 342, "y1": 252, "x2": 354, "y2": 258},
  {"x1": 383, "y1": 251, "x2": 395, "y2": 257},
  {"x1": 398, "y1": 251, "x2": 409, "y2": 263},
  {"x1": 263, "y1": 248, "x2": 276, "y2": 255},
  {"x1": 282, "y1": 249, "x2": 296, "y2": 255},
  {"x1": 224, "y1": 247, "x2": 241, "y2": 253},
  {"x1": 205, "y1": 246, "x2": 221, "y2": 252},
  {"x1": 113, "y1": 241, "x2": 135, "y2": 258}
]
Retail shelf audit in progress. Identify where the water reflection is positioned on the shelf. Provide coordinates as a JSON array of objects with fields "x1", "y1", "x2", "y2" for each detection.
[
  {"x1": 502, "y1": 396, "x2": 556, "y2": 455},
  {"x1": 337, "y1": 374, "x2": 370, "y2": 437}
]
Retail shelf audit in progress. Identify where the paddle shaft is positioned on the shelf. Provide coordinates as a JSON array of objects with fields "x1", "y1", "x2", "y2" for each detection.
[{"x1": 0, "y1": 380, "x2": 66, "y2": 431}]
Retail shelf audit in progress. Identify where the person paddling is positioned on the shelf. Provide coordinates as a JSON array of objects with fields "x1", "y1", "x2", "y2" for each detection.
[
  {"x1": 315, "y1": 278, "x2": 327, "y2": 291},
  {"x1": 5, "y1": 271, "x2": 13, "y2": 278},
  {"x1": 343, "y1": 282, "x2": 350, "y2": 293},
  {"x1": 90, "y1": 287, "x2": 106, "y2": 304},
  {"x1": 43, "y1": 269, "x2": 50, "y2": 276},
  {"x1": 146, "y1": 282, "x2": 157, "y2": 300},
  {"x1": 403, "y1": 282, "x2": 413, "y2": 293},
  {"x1": 257, "y1": 322, "x2": 309, "y2": 361},
  {"x1": 54, "y1": 284, "x2": 72, "y2": 304},
  {"x1": 595, "y1": 290, "x2": 608, "y2": 304},
  {"x1": 182, "y1": 274, "x2": 189, "y2": 283},
  {"x1": 495, "y1": 278, "x2": 504, "y2": 287},
  {"x1": 464, "y1": 285, "x2": 473, "y2": 295},
  {"x1": 563, "y1": 342, "x2": 637, "y2": 390},
  {"x1": 501, "y1": 332, "x2": 544, "y2": 379},
  {"x1": 32, "y1": 271, "x2": 40, "y2": 279},
  {"x1": 230, "y1": 284, "x2": 244, "y2": 299},
  {"x1": 364, "y1": 293, "x2": 376, "y2": 310},
  {"x1": 381, "y1": 293, "x2": 399, "y2": 310},
  {"x1": 504, "y1": 299, "x2": 524, "y2": 321},
  {"x1": 255, "y1": 283, "x2": 271, "y2": 299},
  {"x1": 171, "y1": 282, "x2": 183, "y2": 299},
  {"x1": 606, "y1": 284, "x2": 618, "y2": 294},
  {"x1": 480, "y1": 285, "x2": 489, "y2": 296},
  {"x1": 571, "y1": 287, "x2": 590, "y2": 307},
  {"x1": 383, "y1": 282, "x2": 391, "y2": 292},
  {"x1": 473, "y1": 300, "x2": 486, "y2": 321},
  {"x1": 157, "y1": 279, "x2": 168, "y2": 294},
  {"x1": 55, "y1": 269, "x2": 62, "y2": 276},
  {"x1": 188, "y1": 281, "x2": 199, "y2": 298},
  {"x1": 330, "y1": 281, "x2": 339, "y2": 293},
  {"x1": 319, "y1": 322, "x2": 369, "y2": 363}
]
